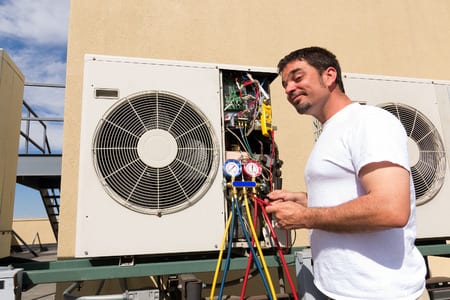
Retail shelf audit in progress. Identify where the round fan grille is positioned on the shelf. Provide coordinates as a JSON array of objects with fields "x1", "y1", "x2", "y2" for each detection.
[
  {"x1": 380, "y1": 103, "x2": 447, "y2": 205},
  {"x1": 92, "y1": 90, "x2": 219, "y2": 215}
]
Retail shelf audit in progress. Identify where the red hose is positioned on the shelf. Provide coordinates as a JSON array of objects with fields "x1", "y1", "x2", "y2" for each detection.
[{"x1": 253, "y1": 195, "x2": 299, "y2": 300}]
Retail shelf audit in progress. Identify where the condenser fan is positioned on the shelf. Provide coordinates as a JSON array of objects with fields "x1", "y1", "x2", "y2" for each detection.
[
  {"x1": 380, "y1": 103, "x2": 447, "y2": 205},
  {"x1": 92, "y1": 90, "x2": 219, "y2": 215}
]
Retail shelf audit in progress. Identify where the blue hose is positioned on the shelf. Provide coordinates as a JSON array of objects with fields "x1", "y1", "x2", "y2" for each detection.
[
  {"x1": 234, "y1": 198, "x2": 273, "y2": 300},
  {"x1": 218, "y1": 197, "x2": 236, "y2": 299}
]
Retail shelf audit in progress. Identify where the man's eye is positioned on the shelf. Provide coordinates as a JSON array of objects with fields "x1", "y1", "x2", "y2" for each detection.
[{"x1": 294, "y1": 76, "x2": 302, "y2": 82}]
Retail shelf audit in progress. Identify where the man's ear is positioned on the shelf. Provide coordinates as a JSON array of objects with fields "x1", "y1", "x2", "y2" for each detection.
[{"x1": 323, "y1": 67, "x2": 338, "y2": 89}]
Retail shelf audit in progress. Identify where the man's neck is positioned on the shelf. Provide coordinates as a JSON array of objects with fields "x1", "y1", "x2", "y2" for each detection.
[{"x1": 319, "y1": 91, "x2": 352, "y2": 124}]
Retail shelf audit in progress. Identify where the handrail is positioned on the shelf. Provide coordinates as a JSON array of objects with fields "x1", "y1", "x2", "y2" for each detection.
[
  {"x1": 20, "y1": 82, "x2": 65, "y2": 155},
  {"x1": 24, "y1": 82, "x2": 65, "y2": 89},
  {"x1": 21, "y1": 100, "x2": 52, "y2": 154}
]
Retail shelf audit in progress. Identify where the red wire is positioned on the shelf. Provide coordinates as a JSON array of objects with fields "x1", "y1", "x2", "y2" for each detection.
[
  {"x1": 268, "y1": 130, "x2": 290, "y2": 249},
  {"x1": 238, "y1": 101, "x2": 297, "y2": 298},
  {"x1": 252, "y1": 195, "x2": 299, "y2": 300},
  {"x1": 241, "y1": 253, "x2": 253, "y2": 299},
  {"x1": 269, "y1": 130, "x2": 276, "y2": 191}
]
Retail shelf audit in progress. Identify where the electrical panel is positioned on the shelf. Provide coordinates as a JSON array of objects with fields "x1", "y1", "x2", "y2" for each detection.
[{"x1": 220, "y1": 68, "x2": 286, "y2": 248}]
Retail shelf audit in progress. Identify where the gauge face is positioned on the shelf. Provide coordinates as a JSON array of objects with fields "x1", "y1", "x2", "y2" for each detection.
[
  {"x1": 243, "y1": 160, "x2": 262, "y2": 177},
  {"x1": 223, "y1": 159, "x2": 242, "y2": 177}
]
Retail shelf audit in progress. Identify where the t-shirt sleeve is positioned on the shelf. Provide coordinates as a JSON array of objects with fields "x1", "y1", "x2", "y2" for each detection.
[{"x1": 350, "y1": 108, "x2": 411, "y2": 175}]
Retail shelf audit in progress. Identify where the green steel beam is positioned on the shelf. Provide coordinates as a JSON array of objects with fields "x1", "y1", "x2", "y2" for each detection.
[
  {"x1": 12, "y1": 244, "x2": 450, "y2": 290},
  {"x1": 418, "y1": 243, "x2": 450, "y2": 257},
  {"x1": 14, "y1": 251, "x2": 298, "y2": 289}
]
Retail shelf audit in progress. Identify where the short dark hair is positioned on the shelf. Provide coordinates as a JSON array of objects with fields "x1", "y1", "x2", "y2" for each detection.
[{"x1": 277, "y1": 46, "x2": 345, "y2": 92}]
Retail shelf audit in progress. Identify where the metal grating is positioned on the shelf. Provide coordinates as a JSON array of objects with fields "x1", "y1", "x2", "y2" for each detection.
[
  {"x1": 380, "y1": 102, "x2": 447, "y2": 205},
  {"x1": 92, "y1": 90, "x2": 219, "y2": 215}
]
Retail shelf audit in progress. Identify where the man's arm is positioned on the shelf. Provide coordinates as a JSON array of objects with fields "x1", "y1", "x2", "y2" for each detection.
[{"x1": 265, "y1": 161, "x2": 411, "y2": 232}]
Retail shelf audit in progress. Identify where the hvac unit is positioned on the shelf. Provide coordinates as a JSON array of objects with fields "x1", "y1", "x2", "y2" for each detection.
[
  {"x1": 75, "y1": 54, "x2": 280, "y2": 258},
  {"x1": 342, "y1": 74, "x2": 450, "y2": 240}
]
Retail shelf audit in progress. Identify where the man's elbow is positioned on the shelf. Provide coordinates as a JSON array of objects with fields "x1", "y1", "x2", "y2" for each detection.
[{"x1": 389, "y1": 207, "x2": 411, "y2": 228}]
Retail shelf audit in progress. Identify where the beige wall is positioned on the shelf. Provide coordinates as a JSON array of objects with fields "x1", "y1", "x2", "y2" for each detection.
[
  {"x1": 0, "y1": 49, "x2": 24, "y2": 258},
  {"x1": 12, "y1": 218, "x2": 57, "y2": 246},
  {"x1": 58, "y1": 0, "x2": 450, "y2": 296}
]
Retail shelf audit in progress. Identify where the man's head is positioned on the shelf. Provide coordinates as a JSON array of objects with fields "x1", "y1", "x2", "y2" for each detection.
[{"x1": 277, "y1": 46, "x2": 345, "y2": 93}]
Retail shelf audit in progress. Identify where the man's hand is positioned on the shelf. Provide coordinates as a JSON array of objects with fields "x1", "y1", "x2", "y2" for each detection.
[
  {"x1": 265, "y1": 200, "x2": 308, "y2": 230},
  {"x1": 265, "y1": 190, "x2": 308, "y2": 229},
  {"x1": 266, "y1": 190, "x2": 308, "y2": 206}
]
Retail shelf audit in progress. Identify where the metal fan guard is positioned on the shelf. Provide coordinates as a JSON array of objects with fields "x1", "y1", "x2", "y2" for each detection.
[
  {"x1": 379, "y1": 102, "x2": 446, "y2": 206},
  {"x1": 312, "y1": 102, "x2": 447, "y2": 206},
  {"x1": 92, "y1": 90, "x2": 219, "y2": 215}
]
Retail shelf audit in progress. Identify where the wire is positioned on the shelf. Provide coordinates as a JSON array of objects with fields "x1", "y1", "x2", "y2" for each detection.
[
  {"x1": 243, "y1": 194, "x2": 278, "y2": 300},
  {"x1": 252, "y1": 195, "x2": 299, "y2": 300},
  {"x1": 240, "y1": 193, "x2": 260, "y2": 299},
  {"x1": 226, "y1": 127, "x2": 251, "y2": 155},
  {"x1": 240, "y1": 126, "x2": 254, "y2": 157},
  {"x1": 235, "y1": 196, "x2": 273, "y2": 299},
  {"x1": 203, "y1": 268, "x2": 261, "y2": 288},
  {"x1": 218, "y1": 198, "x2": 236, "y2": 300},
  {"x1": 270, "y1": 130, "x2": 276, "y2": 191},
  {"x1": 209, "y1": 209, "x2": 234, "y2": 300}
]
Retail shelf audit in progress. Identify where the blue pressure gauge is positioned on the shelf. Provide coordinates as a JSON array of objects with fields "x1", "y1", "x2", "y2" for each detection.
[{"x1": 223, "y1": 159, "x2": 242, "y2": 177}]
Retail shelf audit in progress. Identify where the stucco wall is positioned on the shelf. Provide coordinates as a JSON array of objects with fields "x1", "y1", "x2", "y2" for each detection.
[
  {"x1": 12, "y1": 218, "x2": 57, "y2": 246},
  {"x1": 0, "y1": 49, "x2": 24, "y2": 258}
]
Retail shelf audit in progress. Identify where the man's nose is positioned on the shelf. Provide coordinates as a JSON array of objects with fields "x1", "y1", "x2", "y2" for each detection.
[{"x1": 284, "y1": 81, "x2": 295, "y2": 95}]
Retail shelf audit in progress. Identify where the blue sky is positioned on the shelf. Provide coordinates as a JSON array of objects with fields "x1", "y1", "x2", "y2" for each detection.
[{"x1": 0, "y1": 0, "x2": 69, "y2": 218}]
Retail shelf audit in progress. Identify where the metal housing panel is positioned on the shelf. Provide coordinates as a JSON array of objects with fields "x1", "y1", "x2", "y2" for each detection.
[
  {"x1": 343, "y1": 73, "x2": 450, "y2": 239},
  {"x1": 75, "y1": 54, "x2": 226, "y2": 257}
]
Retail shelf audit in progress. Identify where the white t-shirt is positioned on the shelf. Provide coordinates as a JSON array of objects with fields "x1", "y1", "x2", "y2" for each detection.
[{"x1": 305, "y1": 103, "x2": 426, "y2": 300}]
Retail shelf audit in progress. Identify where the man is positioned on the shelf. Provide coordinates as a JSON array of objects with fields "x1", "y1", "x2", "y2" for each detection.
[{"x1": 265, "y1": 47, "x2": 427, "y2": 299}]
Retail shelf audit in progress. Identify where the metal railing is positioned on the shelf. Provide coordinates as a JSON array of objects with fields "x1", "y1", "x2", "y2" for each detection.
[
  {"x1": 20, "y1": 82, "x2": 65, "y2": 155},
  {"x1": 17, "y1": 82, "x2": 65, "y2": 240}
]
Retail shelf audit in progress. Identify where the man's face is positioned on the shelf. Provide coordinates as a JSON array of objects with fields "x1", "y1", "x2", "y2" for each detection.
[{"x1": 280, "y1": 59, "x2": 329, "y2": 117}]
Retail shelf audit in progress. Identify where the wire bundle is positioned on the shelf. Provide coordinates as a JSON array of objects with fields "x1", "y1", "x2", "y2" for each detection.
[
  {"x1": 209, "y1": 191, "x2": 298, "y2": 300},
  {"x1": 215, "y1": 72, "x2": 293, "y2": 299}
]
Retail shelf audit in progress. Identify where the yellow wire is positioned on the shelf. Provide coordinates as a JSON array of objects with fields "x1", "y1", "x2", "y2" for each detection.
[
  {"x1": 243, "y1": 193, "x2": 278, "y2": 300},
  {"x1": 209, "y1": 210, "x2": 233, "y2": 300}
]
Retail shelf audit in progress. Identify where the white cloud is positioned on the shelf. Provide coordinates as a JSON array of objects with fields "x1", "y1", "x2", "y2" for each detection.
[
  {"x1": 12, "y1": 47, "x2": 67, "y2": 83},
  {"x1": 24, "y1": 86, "x2": 65, "y2": 115},
  {"x1": 0, "y1": 0, "x2": 69, "y2": 84},
  {"x1": 0, "y1": 0, "x2": 70, "y2": 155},
  {"x1": 1, "y1": 0, "x2": 70, "y2": 218},
  {"x1": 0, "y1": 0, "x2": 69, "y2": 45}
]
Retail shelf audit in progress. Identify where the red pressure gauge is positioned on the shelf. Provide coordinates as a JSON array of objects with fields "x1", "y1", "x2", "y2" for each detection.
[{"x1": 243, "y1": 160, "x2": 262, "y2": 178}]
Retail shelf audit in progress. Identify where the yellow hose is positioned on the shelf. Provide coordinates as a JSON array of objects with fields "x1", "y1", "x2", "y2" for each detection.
[
  {"x1": 243, "y1": 193, "x2": 278, "y2": 300},
  {"x1": 209, "y1": 210, "x2": 233, "y2": 300}
]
